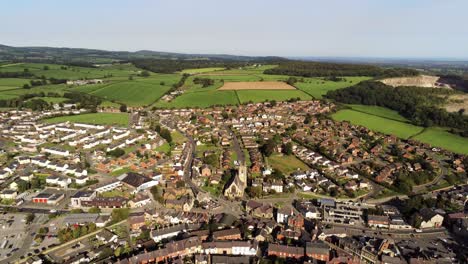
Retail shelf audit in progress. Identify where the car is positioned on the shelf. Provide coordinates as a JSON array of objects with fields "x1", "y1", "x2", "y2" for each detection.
[{"x1": 415, "y1": 229, "x2": 422, "y2": 233}]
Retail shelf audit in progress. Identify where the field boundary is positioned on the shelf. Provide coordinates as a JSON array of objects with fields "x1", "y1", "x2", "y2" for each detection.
[
  {"x1": 349, "y1": 108, "x2": 412, "y2": 124},
  {"x1": 234, "y1": 91, "x2": 241, "y2": 104}
]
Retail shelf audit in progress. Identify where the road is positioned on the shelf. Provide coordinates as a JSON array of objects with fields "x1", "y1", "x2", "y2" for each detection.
[
  {"x1": 327, "y1": 223, "x2": 447, "y2": 239},
  {"x1": 227, "y1": 126, "x2": 245, "y2": 164}
]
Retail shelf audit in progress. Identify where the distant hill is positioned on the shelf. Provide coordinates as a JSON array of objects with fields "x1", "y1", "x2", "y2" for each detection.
[{"x1": 0, "y1": 44, "x2": 284, "y2": 64}]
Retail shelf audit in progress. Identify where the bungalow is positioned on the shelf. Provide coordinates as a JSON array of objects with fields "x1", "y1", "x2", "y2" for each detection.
[{"x1": 95, "y1": 179, "x2": 122, "y2": 193}]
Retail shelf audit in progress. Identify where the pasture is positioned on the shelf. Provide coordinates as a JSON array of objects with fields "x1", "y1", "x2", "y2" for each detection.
[
  {"x1": 332, "y1": 109, "x2": 423, "y2": 139},
  {"x1": 44, "y1": 113, "x2": 129, "y2": 127},
  {"x1": 218, "y1": 81, "x2": 295, "y2": 90},
  {"x1": 154, "y1": 90, "x2": 239, "y2": 108}
]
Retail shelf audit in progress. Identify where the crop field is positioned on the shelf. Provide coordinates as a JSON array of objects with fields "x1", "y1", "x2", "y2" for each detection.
[
  {"x1": 295, "y1": 76, "x2": 371, "y2": 98},
  {"x1": 413, "y1": 127, "x2": 468, "y2": 154},
  {"x1": 44, "y1": 113, "x2": 129, "y2": 126},
  {"x1": 332, "y1": 109, "x2": 423, "y2": 139},
  {"x1": 218, "y1": 81, "x2": 295, "y2": 90}
]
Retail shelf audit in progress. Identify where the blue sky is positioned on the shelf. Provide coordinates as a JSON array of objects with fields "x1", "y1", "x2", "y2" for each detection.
[{"x1": 1, "y1": 0, "x2": 467, "y2": 58}]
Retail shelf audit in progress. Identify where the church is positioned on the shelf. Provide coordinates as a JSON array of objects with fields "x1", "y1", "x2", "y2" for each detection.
[{"x1": 223, "y1": 163, "x2": 247, "y2": 199}]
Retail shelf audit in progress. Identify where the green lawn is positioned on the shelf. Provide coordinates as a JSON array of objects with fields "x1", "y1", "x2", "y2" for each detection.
[
  {"x1": 236, "y1": 90, "x2": 312, "y2": 103},
  {"x1": 155, "y1": 142, "x2": 171, "y2": 154},
  {"x1": 413, "y1": 127, "x2": 468, "y2": 154},
  {"x1": 44, "y1": 113, "x2": 129, "y2": 126},
  {"x1": 295, "y1": 77, "x2": 371, "y2": 98},
  {"x1": 332, "y1": 109, "x2": 423, "y2": 139},
  {"x1": 266, "y1": 154, "x2": 310, "y2": 175},
  {"x1": 0, "y1": 78, "x2": 33, "y2": 90}
]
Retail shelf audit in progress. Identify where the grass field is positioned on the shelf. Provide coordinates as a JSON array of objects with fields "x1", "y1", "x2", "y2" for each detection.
[
  {"x1": 295, "y1": 77, "x2": 371, "y2": 98},
  {"x1": 266, "y1": 154, "x2": 310, "y2": 175},
  {"x1": 332, "y1": 109, "x2": 423, "y2": 139},
  {"x1": 347, "y1": 104, "x2": 409, "y2": 122},
  {"x1": 44, "y1": 113, "x2": 129, "y2": 126},
  {"x1": 90, "y1": 79, "x2": 173, "y2": 106},
  {"x1": 154, "y1": 90, "x2": 239, "y2": 108},
  {"x1": 413, "y1": 127, "x2": 468, "y2": 154},
  {"x1": 0, "y1": 78, "x2": 33, "y2": 90}
]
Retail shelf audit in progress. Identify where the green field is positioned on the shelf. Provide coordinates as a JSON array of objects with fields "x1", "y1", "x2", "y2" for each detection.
[
  {"x1": 413, "y1": 127, "x2": 468, "y2": 154},
  {"x1": 266, "y1": 154, "x2": 310, "y2": 175},
  {"x1": 295, "y1": 77, "x2": 371, "y2": 98},
  {"x1": 90, "y1": 79, "x2": 175, "y2": 106},
  {"x1": 332, "y1": 109, "x2": 423, "y2": 139},
  {"x1": 347, "y1": 104, "x2": 409, "y2": 122},
  {"x1": 44, "y1": 113, "x2": 129, "y2": 126},
  {"x1": 0, "y1": 78, "x2": 33, "y2": 90},
  {"x1": 154, "y1": 90, "x2": 239, "y2": 108}
]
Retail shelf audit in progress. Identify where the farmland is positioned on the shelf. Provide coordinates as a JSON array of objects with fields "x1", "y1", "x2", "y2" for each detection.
[
  {"x1": 43, "y1": 113, "x2": 129, "y2": 127},
  {"x1": 0, "y1": 62, "x2": 371, "y2": 108}
]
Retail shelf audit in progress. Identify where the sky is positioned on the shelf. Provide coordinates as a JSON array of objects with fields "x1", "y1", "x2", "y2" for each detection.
[{"x1": 1, "y1": 0, "x2": 468, "y2": 59}]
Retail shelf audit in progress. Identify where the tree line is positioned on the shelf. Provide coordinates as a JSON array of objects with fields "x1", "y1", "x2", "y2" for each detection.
[
  {"x1": 131, "y1": 59, "x2": 254, "y2": 74},
  {"x1": 263, "y1": 61, "x2": 419, "y2": 78},
  {"x1": 325, "y1": 81, "x2": 468, "y2": 134}
]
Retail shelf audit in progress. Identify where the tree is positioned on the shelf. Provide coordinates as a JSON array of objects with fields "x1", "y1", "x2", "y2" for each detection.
[
  {"x1": 282, "y1": 142, "x2": 293, "y2": 155},
  {"x1": 25, "y1": 213, "x2": 35, "y2": 224},
  {"x1": 260, "y1": 139, "x2": 276, "y2": 157},
  {"x1": 43, "y1": 65, "x2": 49, "y2": 70},
  {"x1": 159, "y1": 128, "x2": 172, "y2": 143},
  {"x1": 128, "y1": 75, "x2": 134, "y2": 80},
  {"x1": 107, "y1": 148, "x2": 125, "y2": 158},
  {"x1": 140, "y1": 70, "x2": 150, "y2": 77},
  {"x1": 23, "y1": 84, "x2": 30, "y2": 89},
  {"x1": 204, "y1": 154, "x2": 218, "y2": 167},
  {"x1": 119, "y1": 104, "x2": 127, "y2": 112}
]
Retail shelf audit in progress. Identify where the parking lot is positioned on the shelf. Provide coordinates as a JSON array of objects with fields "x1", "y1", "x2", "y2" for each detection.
[{"x1": 0, "y1": 213, "x2": 27, "y2": 260}]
